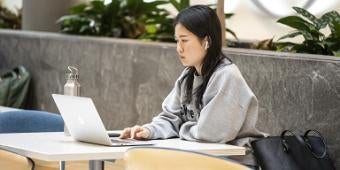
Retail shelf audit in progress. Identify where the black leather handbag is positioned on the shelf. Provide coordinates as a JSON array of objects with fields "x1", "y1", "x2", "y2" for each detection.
[{"x1": 251, "y1": 129, "x2": 335, "y2": 170}]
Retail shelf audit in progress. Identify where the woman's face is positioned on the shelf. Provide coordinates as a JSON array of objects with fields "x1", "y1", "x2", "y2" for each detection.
[{"x1": 175, "y1": 23, "x2": 207, "y2": 73}]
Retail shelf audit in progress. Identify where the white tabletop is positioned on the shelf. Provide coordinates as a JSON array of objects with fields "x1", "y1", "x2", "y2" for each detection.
[{"x1": 0, "y1": 132, "x2": 245, "y2": 161}]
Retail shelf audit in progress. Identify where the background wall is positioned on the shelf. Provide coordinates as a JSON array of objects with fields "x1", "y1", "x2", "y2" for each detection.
[{"x1": 22, "y1": 0, "x2": 85, "y2": 32}]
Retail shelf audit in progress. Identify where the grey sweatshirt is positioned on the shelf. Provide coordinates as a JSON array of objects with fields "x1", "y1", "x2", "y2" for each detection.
[{"x1": 143, "y1": 59, "x2": 265, "y2": 149}]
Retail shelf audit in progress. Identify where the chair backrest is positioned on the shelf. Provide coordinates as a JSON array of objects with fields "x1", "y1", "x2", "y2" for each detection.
[
  {"x1": 124, "y1": 147, "x2": 250, "y2": 170},
  {"x1": 0, "y1": 110, "x2": 64, "y2": 133}
]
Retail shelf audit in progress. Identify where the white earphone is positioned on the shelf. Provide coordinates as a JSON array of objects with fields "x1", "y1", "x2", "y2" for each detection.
[{"x1": 204, "y1": 41, "x2": 209, "y2": 50}]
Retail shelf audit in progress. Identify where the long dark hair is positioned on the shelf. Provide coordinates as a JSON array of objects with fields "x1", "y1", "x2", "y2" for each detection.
[{"x1": 174, "y1": 5, "x2": 232, "y2": 109}]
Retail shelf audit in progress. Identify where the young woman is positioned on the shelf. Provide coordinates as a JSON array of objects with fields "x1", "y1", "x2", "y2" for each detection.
[{"x1": 120, "y1": 5, "x2": 265, "y2": 167}]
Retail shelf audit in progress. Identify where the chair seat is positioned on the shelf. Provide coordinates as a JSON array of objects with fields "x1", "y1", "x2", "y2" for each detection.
[{"x1": 0, "y1": 110, "x2": 64, "y2": 133}]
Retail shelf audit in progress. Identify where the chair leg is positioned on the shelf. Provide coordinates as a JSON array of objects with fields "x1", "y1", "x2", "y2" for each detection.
[
  {"x1": 89, "y1": 160, "x2": 104, "y2": 170},
  {"x1": 59, "y1": 161, "x2": 65, "y2": 170},
  {"x1": 105, "y1": 159, "x2": 125, "y2": 170}
]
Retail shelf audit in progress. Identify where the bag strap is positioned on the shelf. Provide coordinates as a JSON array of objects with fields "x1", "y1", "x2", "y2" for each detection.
[
  {"x1": 304, "y1": 129, "x2": 327, "y2": 159},
  {"x1": 280, "y1": 129, "x2": 327, "y2": 159},
  {"x1": 280, "y1": 130, "x2": 305, "y2": 152}
]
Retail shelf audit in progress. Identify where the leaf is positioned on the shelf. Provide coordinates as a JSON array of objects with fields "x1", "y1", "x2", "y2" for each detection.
[
  {"x1": 106, "y1": 1, "x2": 120, "y2": 16},
  {"x1": 278, "y1": 31, "x2": 302, "y2": 41},
  {"x1": 277, "y1": 16, "x2": 321, "y2": 40},
  {"x1": 333, "y1": 22, "x2": 340, "y2": 38},
  {"x1": 143, "y1": 1, "x2": 167, "y2": 13},
  {"x1": 226, "y1": 28, "x2": 238, "y2": 40},
  {"x1": 277, "y1": 16, "x2": 317, "y2": 32},
  {"x1": 90, "y1": 0, "x2": 106, "y2": 12},
  {"x1": 255, "y1": 38, "x2": 276, "y2": 50},
  {"x1": 296, "y1": 40, "x2": 327, "y2": 55},
  {"x1": 145, "y1": 24, "x2": 157, "y2": 34},
  {"x1": 80, "y1": 25, "x2": 91, "y2": 33},
  {"x1": 292, "y1": 7, "x2": 318, "y2": 26},
  {"x1": 301, "y1": 30, "x2": 317, "y2": 41},
  {"x1": 225, "y1": 13, "x2": 234, "y2": 19},
  {"x1": 69, "y1": 4, "x2": 87, "y2": 14},
  {"x1": 325, "y1": 37, "x2": 340, "y2": 54},
  {"x1": 275, "y1": 42, "x2": 298, "y2": 52},
  {"x1": 57, "y1": 15, "x2": 81, "y2": 23},
  {"x1": 334, "y1": 51, "x2": 340, "y2": 57},
  {"x1": 275, "y1": 42, "x2": 298, "y2": 47},
  {"x1": 317, "y1": 11, "x2": 332, "y2": 29},
  {"x1": 169, "y1": 0, "x2": 189, "y2": 12},
  {"x1": 326, "y1": 12, "x2": 340, "y2": 38},
  {"x1": 179, "y1": 0, "x2": 190, "y2": 11},
  {"x1": 325, "y1": 11, "x2": 340, "y2": 36},
  {"x1": 61, "y1": 27, "x2": 73, "y2": 33}
]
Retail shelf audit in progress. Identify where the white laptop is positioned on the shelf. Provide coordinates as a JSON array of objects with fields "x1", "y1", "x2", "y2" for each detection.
[{"x1": 52, "y1": 94, "x2": 153, "y2": 146}]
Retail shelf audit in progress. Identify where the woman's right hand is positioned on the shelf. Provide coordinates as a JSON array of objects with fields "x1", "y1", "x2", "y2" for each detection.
[{"x1": 119, "y1": 125, "x2": 150, "y2": 140}]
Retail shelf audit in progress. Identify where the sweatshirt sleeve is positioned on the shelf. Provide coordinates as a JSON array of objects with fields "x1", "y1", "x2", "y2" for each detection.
[
  {"x1": 178, "y1": 66, "x2": 256, "y2": 143},
  {"x1": 142, "y1": 72, "x2": 186, "y2": 139}
]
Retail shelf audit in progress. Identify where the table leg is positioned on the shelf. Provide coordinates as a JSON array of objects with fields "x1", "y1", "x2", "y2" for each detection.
[
  {"x1": 89, "y1": 160, "x2": 104, "y2": 170},
  {"x1": 59, "y1": 161, "x2": 65, "y2": 170}
]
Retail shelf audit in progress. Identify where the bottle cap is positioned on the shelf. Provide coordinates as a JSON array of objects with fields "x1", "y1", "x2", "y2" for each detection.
[{"x1": 66, "y1": 66, "x2": 79, "y2": 80}]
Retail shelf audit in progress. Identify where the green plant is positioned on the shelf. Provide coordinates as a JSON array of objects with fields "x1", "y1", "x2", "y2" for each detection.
[
  {"x1": 169, "y1": 0, "x2": 189, "y2": 12},
  {"x1": 58, "y1": 0, "x2": 237, "y2": 43},
  {"x1": 277, "y1": 7, "x2": 340, "y2": 57},
  {"x1": 58, "y1": 0, "x2": 173, "y2": 41},
  {"x1": 0, "y1": 2, "x2": 21, "y2": 29}
]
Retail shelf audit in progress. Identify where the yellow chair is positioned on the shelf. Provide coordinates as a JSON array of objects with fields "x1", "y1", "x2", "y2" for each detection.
[
  {"x1": 0, "y1": 150, "x2": 33, "y2": 170},
  {"x1": 0, "y1": 149, "x2": 90, "y2": 170},
  {"x1": 0, "y1": 149, "x2": 124, "y2": 170},
  {"x1": 124, "y1": 147, "x2": 250, "y2": 170}
]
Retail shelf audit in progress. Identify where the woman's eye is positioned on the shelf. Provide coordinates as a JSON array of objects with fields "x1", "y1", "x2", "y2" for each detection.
[{"x1": 181, "y1": 39, "x2": 188, "y2": 43}]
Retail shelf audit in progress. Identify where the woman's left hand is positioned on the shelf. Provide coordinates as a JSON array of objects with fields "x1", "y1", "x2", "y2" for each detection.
[{"x1": 119, "y1": 125, "x2": 150, "y2": 140}]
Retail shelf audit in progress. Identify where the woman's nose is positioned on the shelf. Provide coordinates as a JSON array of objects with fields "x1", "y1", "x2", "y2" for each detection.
[{"x1": 176, "y1": 42, "x2": 183, "y2": 54}]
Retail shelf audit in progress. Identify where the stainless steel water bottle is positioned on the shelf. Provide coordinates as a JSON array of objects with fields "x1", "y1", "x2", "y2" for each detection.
[{"x1": 63, "y1": 66, "x2": 81, "y2": 136}]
